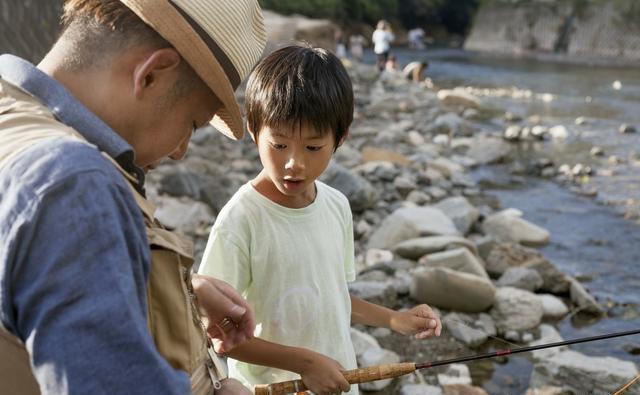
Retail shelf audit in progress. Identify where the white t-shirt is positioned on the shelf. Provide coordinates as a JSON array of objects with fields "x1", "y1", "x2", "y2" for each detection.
[
  {"x1": 199, "y1": 181, "x2": 358, "y2": 394},
  {"x1": 372, "y1": 29, "x2": 394, "y2": 54}
]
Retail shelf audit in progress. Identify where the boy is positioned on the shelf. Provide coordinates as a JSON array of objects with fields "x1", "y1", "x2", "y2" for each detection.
[{"x1": 199, "y1": 45, "x2": 442, "y2": 395}]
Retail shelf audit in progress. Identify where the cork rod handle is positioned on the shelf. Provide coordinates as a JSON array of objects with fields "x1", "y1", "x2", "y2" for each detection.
[{"x1": 254, "y1": 362, "x2": 416, "y2": 395}]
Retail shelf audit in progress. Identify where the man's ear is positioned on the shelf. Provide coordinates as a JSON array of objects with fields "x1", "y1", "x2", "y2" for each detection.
[{"x1": 133, "y1": 48, "x2": 182, "y2": 99}]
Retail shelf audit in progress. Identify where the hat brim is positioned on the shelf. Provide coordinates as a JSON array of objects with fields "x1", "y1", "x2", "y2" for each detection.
[{"x1": 121, "y1": 0, "x2": 244, "y2": 140}]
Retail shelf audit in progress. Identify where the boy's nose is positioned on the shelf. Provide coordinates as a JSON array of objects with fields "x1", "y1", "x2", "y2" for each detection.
[{"x1": 284, "y1": 154, "x2": 305, "y2": 172}]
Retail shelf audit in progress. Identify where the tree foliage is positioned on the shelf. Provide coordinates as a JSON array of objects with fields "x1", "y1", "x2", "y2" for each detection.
[{"x1": 259, "y1": 0, "x2": 479, "y2": 34}]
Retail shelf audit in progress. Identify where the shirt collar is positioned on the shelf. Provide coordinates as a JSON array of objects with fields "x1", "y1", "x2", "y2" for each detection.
[{"x1": 0, "y1": 54, "x2": 146, "y2": 194}]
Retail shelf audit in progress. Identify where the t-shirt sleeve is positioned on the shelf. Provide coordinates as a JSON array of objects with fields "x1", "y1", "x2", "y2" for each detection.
[
  {"x1": 6, "y1": 169, "x2": 190, "y2": 395},
  {"x1": 199, "y1": 225, "x2": 252, "y2": 295}
]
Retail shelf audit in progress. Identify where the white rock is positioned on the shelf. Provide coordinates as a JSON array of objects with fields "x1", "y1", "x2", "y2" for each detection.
[
  {"x1": 536, "y1": 294, "x2": 569, "y2": 319},
  {"x1": 530, "y1": 350, "x2": 639, "y2": 394},
  {"x1": 358, "y1": 348, "x2": 400, "y2": 391},
  {"x1": 490, "y1": 287, "x2": 544, "y2": 332},
  {"x1": 437, "y1": 364, "x2": 472, "y2": 386},
  {"x1": 401, "y1": 384, "x2": 443, "y2": 395},
  {"x1": 350, "y1": 327, "x2": 380, "y2": 357},
  {"x1": 365, "y1": 248, "x2": 394, "y2": 267}
]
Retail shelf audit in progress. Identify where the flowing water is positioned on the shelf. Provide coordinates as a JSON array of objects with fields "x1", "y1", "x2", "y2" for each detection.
[{"x1": 363, "y1": 48, "x2": 640, "y2": 393}]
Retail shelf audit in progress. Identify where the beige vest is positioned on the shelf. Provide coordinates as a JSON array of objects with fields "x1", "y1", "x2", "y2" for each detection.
[{"x1": 0, "y1": 78, "x2": 224, "y2": 394}]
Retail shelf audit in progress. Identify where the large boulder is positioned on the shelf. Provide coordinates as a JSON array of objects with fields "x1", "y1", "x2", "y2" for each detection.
[
  {"x1": 418, "y1": 248, "x2": 489, "y2": 279},
  {"x1": 497, "y1": 267, "x2": 544, "y2": 292},
  {"x1": 530, "y1": 350, "x2": 640, "y2": 395},
  {"x1": 569, "y1": 278, "x2": 604, "y2": 315},
  {"x1": 358, "y1": 348, "x2": 401, "y2": 391},
  {"x1": 437, "y1": 89, "x2": 482, "y2": 109},
  {"x1": 434, "y1": 197, "x2": 480, "y2": 235},
  {"x1": 321, "y1": 162, "x2": 378, "y2": 212},
  {"x1": 482, "y1": 211, "x2": 550, "y2": 247},
  {"x1": 263, "y1": 10, "x2": 335, "y2": 51},
  {"x1": 368, "y1": 207, "x2": 460, "y2": 249},
  {"x1": 411, "y1": 267, "x2": 496, "y2": 313},
  {"x1": 465, "y1": 136, "x2": 512, "y2": 165},
  {"x1": 490, "y1": 287, "x2": 544, "y2": 332},
  {"x1": 393, "y1": 236, "x2": 478, "y2": 260}
]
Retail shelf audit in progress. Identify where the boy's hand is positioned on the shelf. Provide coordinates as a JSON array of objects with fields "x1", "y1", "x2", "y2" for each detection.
[
  {"x1": 297, "y1": 350, "x2": 351, "y2": 395},
  {"x1": 191, "y1": 274, "x2": 255, "y2": 353},
  {"x1": 389, "y1": 304, "x2": 442, "y2": 339}
]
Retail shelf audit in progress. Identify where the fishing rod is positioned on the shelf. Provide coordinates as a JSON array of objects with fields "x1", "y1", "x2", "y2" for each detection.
[{"x1": 254, "y1": 327, "x2": 640, "y2": 395}]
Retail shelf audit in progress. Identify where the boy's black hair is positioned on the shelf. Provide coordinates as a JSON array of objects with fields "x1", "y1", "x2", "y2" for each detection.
[{"x1": 245, "y1": 44, "x2": 353, "y2": 147}]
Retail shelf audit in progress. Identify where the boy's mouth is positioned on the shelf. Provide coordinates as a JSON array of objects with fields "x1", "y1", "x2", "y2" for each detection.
[{"x1": 283, "y1": 178, "x2": 304, "y2": 189}]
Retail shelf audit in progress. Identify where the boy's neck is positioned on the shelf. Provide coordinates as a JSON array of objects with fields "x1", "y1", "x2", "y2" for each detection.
[{"x1": 250, "y1": 170, "x2": 317, "y2": 209}]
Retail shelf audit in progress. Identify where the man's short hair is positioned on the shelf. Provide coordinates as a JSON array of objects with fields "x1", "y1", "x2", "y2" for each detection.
[
  {"x1": 245, "y1": 45, "x2": 353, "y2": 147},
  {"x1": 60, "y1": 0, "x2": 198, "y2": 94}
]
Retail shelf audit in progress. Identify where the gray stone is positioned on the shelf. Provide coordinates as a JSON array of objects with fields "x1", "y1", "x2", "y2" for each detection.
[
  {"x1": 350, "y1": 327, "x2": 380, "y2": 357},
  {"x1": 437, "y1": 89, "x2": 482, "y2": 109},
  {"x1": 394, "y1": 236, "x2": 478, "y2": 260},
  {"x1": 401, "y1": 384, "x2": 443, "y2": 395},
  {"x1": 411, "y1": 267, "x2": 496, "y2": 313},
  {"x1": 443, "y1": 312, "x2": 489, "y2": 347},
  {"x1": 537, "y1": 294, "x2": 569, "y2": 319},
  {"x1": 321, "y1": 162, "x2": 378, "y2": 212},
  {"x1": 368, "y1": 207, "x2": 460, "y2": 250},
  {"x1": 154, "y1": 196, "x2": 213, "y2": 232},
  {"x1": 569, "y1": 278, "x2": 604, "y2": 315},
  {"x1": 358, "y1": 348, "x2": 400, "y2": 391},
  {"x1": 530, "y1": 350, "x2": 639, "y2": 395},
  {"x1": 465, "y1": 136, "x2": 511, "y2": 165},
  {"x1": 349, "y1": 281, "x2": 397, "y2": 308},
  {"x1": 365, "y1": 248, "x2": 394, "y2": 267},
  {"x1": 482, "y1": 211, "x2": 550, "y2": 247},
  {"x1": 490, "y1": 287, "x2": 544, "y2": 332},
  {"x1": 434, "y1": 197, "x2": 480, "y2": 235},
  {"x1": 419, "y1": 248, "x2": 489, "y2": 279},
  {"x1": 497, "y1": 267, "x2": 544, "y2": 291},
  {"x1": 437, "y1": 364, "x2": 472, "y2": 386}
]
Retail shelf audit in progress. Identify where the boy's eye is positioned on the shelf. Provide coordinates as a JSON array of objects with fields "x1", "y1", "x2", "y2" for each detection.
[
  {"x1": 306, "y1": 145, "x2": 323, "y2": 152},
  {"x1": 270, "y1": 142, "x2": 286, "y2": 150}
]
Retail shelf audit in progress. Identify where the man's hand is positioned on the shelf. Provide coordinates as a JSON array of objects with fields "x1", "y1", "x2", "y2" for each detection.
[
  {"x1": 389, "y1": 304, "x2": 442, "y2": 339},
  {"x1": 215, "y1": 378, "x2": 253, "y2": 395},
  {"x1": 191, "y1": 274, "x2": 255, "y2": 353}
]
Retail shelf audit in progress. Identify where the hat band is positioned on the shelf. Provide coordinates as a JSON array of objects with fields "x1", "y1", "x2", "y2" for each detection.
[{"x1": 168, "y1": 0, "x2": 241, "y2": 89}]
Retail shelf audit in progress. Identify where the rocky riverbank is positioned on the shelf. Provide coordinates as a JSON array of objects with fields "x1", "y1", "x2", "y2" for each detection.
[{"x1": 146, "y1": 62, "x2": 639, "y2": 395}]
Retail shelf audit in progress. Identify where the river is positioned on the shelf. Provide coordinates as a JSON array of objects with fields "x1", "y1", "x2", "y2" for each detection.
[{"x1": 364, "y1": 48, "x2": 640, "y2": 393}]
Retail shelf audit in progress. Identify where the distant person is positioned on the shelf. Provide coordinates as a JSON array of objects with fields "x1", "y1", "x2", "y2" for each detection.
[
  {"x1": 199, "y1": 45, "x2": 442, "y2": 395},
  {"x1": 349, "y1": 34, "x2": 366, "y2": 62},
  {"x1": 385, "y1": 53, "x2": 399, "y2": 72},
  {"x1": 335, "y1": 28, "x2": 347, "y2": 59},
  {"x1": 402, "y1": 60, "x2": 429, "y2": 82},
  {"x1": 372, "y1": 19, "x2": 394, "y2": 71},
  {"x1": 408, "y1": 27, "x2": 426, "y2": 49}
]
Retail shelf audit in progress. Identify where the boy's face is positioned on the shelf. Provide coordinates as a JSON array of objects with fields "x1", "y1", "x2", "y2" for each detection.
[{"x1": 251, "y1": 122, "x2": 344, "y2": 208}]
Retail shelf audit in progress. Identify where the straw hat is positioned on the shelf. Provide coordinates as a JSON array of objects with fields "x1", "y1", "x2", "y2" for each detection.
[{"x1": 120, "y1": 0, "x2": 267, "y2": 140}]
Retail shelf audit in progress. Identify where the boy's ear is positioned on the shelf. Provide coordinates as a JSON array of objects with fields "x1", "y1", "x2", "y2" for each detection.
[
  {"x1": 336, "y1": 129, "x2": 349, "y2": 147},
  {"x1": 246, "y1": 123, "x2": 257, "y2": 142}
]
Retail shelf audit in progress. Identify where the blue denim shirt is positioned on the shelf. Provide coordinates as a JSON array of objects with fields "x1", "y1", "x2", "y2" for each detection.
[{"x1": 0, "y1": 55, "x2": 190, "y2": 395}]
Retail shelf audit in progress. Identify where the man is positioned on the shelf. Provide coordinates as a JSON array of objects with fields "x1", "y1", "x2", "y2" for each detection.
[{"x1": 0, "y1": 0, "x2": 266, "y2": 394}]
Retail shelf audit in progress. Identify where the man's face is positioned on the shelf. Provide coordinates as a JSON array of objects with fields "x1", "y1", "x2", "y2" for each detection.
[
  {"x1": 252, "y1": 122, "x2": 340, "y2": 208},
  {"x1": 134, "y1": 79, "x2": 221, "y2": 172}
]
